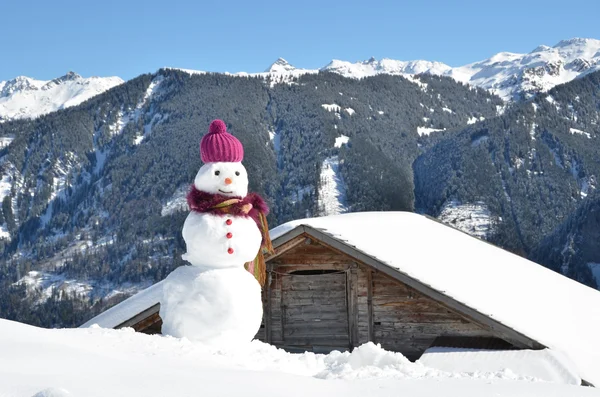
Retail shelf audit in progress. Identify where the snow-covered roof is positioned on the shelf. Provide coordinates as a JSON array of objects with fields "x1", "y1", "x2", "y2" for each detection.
[
  {"x1": 83, "y1": 211, "x2": 600, "y2": 386},
  {"x1": 80, "y1": 281, "x2": 163, "y2": 329},
  {"x1": 269, "y1": 212, "x2": 600, "y2": 386}
]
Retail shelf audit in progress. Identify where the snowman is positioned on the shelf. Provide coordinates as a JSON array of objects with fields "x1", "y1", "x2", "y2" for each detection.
[{"x1": 159, "y1": 119, "x2": 272, "y2": 346}]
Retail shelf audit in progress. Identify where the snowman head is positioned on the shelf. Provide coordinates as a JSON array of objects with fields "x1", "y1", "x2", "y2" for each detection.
[
  {"x1": 194, "y1": 162, "x2": 248, "y2": 197},
  {"x1": 194, "y1": 119, "x2": 249, "y2": 197}
]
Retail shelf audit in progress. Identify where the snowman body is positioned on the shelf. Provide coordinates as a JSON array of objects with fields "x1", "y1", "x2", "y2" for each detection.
[
  {"x1": 160, "y1": 158, "x2": 265, "y2": 346},
  {"x1": 181, "y1": 211, "x2": 262, "y2": 268},
  {"x1": 160, "y1": 265, "x2": 262, "y2": 345}
]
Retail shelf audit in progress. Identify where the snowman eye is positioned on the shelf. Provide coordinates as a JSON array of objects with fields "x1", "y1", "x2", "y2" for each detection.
[
  {"x1": 214, "y1": 171, "x2": 220, "y2": 176},
  {"x1": 235, "y1": 171, "x2": 240, "y2": 176}
]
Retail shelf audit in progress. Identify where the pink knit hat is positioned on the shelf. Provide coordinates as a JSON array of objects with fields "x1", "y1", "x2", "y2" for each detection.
[{"x1": 200, "y1": 119, "x2": 244, "y2": 163}]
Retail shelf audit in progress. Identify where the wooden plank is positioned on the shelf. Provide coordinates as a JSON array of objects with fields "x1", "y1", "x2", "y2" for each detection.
[
  {"x1": 347, "y1": 267, "x2": 358, "y2": 347},
  {"x1": 281, "y1": 280, "x2": 347, "y2": 290},
  {"x1": 285, "y1": 315, "x2": 348, "y2": 324},
  {"x1": 355, "y1": 267, "x2": 370, "y2": 344},
  {"x1": 284, "y1": 307, "x2": 349, "y2": 318},
  {"x1": 374, "y1": 327, "x2": 491, "y2": 338},
  {"x1": 282, "y1": 289, "x2": 347, "y2": 299},
  {"x1": 284, "y1": 324, "x2": 350, "y2": 334},
  {"x1": 372, "y1": 298, "x2": 450, "y2": 309},
  {"x1": 373, "y1": 312, "x2": 472, "y2": 324},
  {"x1": 274, "y1": 257, "x2": 352, "y2": 265},
  {"x1": 283, "y1": 298, "x2": 346, "y2": 306},
  {"x1": 271, "y1": 263, "x2": 349, "y2": 272},
  {"x1": 283, "y1": 337, "x2": 351, "y2": 344},
  {"x1": 367, "y1": 270, "x2": 374, "y2": 342},
  {"x1": 265, "y1": 270, "x2": 272, "y2": 343}
]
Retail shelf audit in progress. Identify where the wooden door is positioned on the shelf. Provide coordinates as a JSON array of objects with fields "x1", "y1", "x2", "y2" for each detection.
[{"x1": 281, "y1": 271, "x2": 350, "y2": 352}]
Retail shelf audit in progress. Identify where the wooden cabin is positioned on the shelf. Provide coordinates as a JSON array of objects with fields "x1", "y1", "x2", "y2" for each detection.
[{"x1": 254, "y1": 225, "x2": 536, "y2": 357}]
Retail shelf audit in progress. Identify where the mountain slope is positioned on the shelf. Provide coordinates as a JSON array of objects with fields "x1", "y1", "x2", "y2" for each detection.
[
  {"x1": 0, "y1": 72, "x2": 124, "y2": 122},
  {"x1": 530, "y1": 194, "x2": 600, "y2": 288},
  {"x1": 414, "y1": 69, "x2": 600, "y2": 287}
]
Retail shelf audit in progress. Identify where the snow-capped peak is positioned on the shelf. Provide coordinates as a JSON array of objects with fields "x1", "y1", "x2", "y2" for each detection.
[
  {"x1": 321, "y1": 58, "x2": 452, "y2": 79},
  {"x1": 0, "y1": 76, "x2": 42, "y2": 97},
  {"x1": 265, "y1": 58, "x2": 297, "y2": 73},
  {"x1": 447, "y1": 37, "x2": 600, "y2": 101},
  {"x1": 554, "y1": 37, "x2": 600, "y2": 49},
  {"x1": 260, "y1": 37, "x2": 600, "y2": 101},
  {"x1": 0, "y1": 72, "x2": 124, "y2": 122}
]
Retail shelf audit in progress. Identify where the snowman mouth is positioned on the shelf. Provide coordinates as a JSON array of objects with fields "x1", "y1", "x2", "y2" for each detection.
[{"x1": 218, "y1": 189, "x2": 233, "y2": 194}]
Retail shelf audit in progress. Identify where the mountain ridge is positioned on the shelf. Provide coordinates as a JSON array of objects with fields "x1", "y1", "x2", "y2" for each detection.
[
  {"x1": 2, "y1": 37, "x2": 598, "y2": 125},
  {"x1": 0, "y1": 72, "x2": 124, "y2": 123}
]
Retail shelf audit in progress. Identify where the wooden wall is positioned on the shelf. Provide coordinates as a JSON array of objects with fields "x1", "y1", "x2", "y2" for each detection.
[
  {"x1": 259, "y1": 235, "x2": 503, "y2": 359},
  {"x1": 368, "y1": 270, "x2": 494, "y2": 360}
]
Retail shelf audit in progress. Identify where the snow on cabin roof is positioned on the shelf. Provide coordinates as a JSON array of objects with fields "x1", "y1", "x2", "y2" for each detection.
[
  {"x1": 81, "y1": 281, "x2": 163, "y2": 330},
  {"x1": 269, "y1": 212, "x2": 600, "y2": 386},
  {"x1": 82, "y1": 211, "x2": 600, "y2": 385}
]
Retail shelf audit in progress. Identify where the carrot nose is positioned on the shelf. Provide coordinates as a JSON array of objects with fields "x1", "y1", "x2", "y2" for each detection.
[{"x1": 224, "y1": 178, "x2": 232, "y2": 185}]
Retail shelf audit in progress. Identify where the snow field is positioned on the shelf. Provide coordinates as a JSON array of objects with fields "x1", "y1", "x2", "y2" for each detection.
[{"x1": 2, "y1": 320, "x2": 599, "y2": 397}]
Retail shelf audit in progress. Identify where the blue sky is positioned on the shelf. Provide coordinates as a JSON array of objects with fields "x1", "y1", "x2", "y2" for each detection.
[{"x1": 1, "y1": 0, "x2": 599, "y2": 81}]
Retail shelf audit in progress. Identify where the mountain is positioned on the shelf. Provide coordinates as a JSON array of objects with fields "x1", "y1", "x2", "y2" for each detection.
[
  {"x1": 447, "y1": 38, "x2": 600, "y2": 101},
  {"x1": 0, "y1": 69, "x2": 502, "y2": 327},
  {"x1": 233, "y1": 58, "x2": 317, "y2": 86},
  {"x1": 414, "y1": 69, "x2": 600, "y2": 288},
  {"x1": 2, "y1": 38, "x2": 596, "y2": 127},
  {"x1": 244, "y1": 38, "x2": 600, "y2": 102},
  {"x1": 318, "y1": 38, "x2": 600, "y2": 102},
  {"x1": 160, "y1": 38, "x2": 600, "y2": 104},
  {"x1": 530, "y1": 194, "x2": 600, "y2": 287},
  {"x1": 264, "y1": 58, "x2": 298, "y2": 73},
  {"x1": 0, "y1": 72, "x2": 124, "y2": 122}
]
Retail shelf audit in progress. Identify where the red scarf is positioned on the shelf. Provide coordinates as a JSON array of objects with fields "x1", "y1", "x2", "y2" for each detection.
[{"x1": 187, "y1": 185, "x2": 273, "y2": 286}]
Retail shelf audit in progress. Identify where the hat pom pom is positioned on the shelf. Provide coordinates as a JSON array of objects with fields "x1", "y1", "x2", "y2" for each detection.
[{"x1": 209, "y1": 119, "x2": 227, "y2": 135}]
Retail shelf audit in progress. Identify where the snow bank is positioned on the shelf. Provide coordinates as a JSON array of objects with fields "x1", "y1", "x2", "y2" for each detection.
[
  {"x1": 317, "y1": 342, "x2": 431, "y2": 380},
  {"x1": 2, "y1": 320, "x2": 598, "y2": 397},
  {"x1": 419, "y1": 348, "x2": 581, "y2": 385}
]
